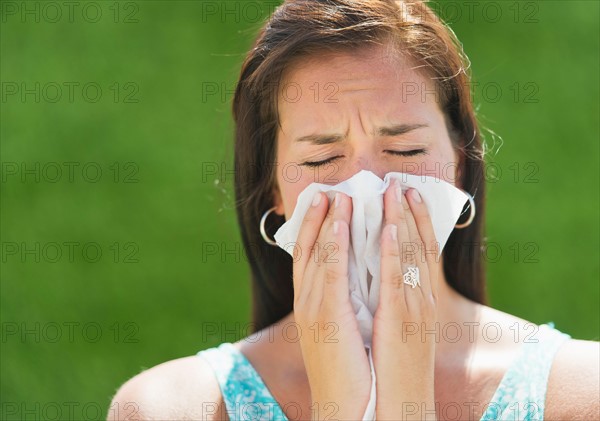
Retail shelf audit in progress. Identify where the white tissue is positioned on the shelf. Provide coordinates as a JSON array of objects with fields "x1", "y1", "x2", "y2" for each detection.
[{"x1": 273, "y1": 169, "x2": 469, "y2": 420}]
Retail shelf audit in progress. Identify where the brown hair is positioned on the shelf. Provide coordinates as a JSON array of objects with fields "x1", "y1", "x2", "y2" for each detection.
[{"x1": 232, "y1": 0, "x2": 488, "y2": 332}]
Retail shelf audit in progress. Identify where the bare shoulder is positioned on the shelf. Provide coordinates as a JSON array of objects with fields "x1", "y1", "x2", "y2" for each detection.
[
  {"x1": 478, "y1": 305, "x2": 599, "y2": 420},
  {"x1": 108, "y1": 354, "x2": 228, "y2": 421},
  {"x1": 545, "y1": 338, "x2": 600, "y2": 420}
]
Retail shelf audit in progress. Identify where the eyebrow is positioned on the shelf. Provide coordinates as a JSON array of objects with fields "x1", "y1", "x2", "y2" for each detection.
[{"x1": 294, "y1": 123, "x2": 428, "y2": 144}]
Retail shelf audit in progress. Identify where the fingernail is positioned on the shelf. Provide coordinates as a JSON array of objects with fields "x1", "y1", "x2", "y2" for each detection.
[
  {"x1": 334, "y1": 192, "x2": 341, "y2": 208},
  {"x1": 411, "y1": 188, "x2": 422, "y2": 203},
  {"x1": 312, "y1": 192, "x2": 322, "y2": 207},
  {"x1": 389, "y1": 224, "x2": 397, "y2": 241},
  {"x1": 394, "y1": 179, "x2": 403, "y2": 202}
]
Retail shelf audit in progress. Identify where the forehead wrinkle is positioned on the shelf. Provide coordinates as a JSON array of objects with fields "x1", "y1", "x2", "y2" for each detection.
[
  {"x1": 356, "y1": 106, "x2": 368, "y2": 140},
  {"x1": 276, "y1": 48, "x2": 439, "y2": 146}
]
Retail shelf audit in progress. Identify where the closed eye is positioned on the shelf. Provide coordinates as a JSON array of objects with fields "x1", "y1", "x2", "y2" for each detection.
[
  {"x1": 301, "y1": 149, "x2": 428, "y2": 167},
  {"x1": 385, "y1": 148, "x2": 428, "y2": 158}
]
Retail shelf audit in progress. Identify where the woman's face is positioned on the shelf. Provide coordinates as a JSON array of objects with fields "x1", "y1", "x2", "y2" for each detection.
[{"x1": 273, "y1": 46, "x2": 462, "y2": 219}]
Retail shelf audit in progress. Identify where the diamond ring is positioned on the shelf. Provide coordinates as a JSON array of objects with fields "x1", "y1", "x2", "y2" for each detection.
[{"x1": 403, "y1": 266, "x2": 421, "y2": 289}]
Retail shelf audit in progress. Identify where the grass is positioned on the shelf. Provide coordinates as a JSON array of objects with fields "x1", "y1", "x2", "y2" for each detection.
[{"x1": 1, "y1": 1, "x2": 598, "y2": 419}]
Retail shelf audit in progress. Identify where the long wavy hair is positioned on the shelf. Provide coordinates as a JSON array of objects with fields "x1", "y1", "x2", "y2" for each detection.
[{"x1": 232, "y1": 0, "x2": 488, "y2": 332}]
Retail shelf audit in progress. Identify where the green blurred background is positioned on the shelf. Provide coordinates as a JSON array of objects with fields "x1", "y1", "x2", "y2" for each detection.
[{"x1": 1, "y1": 0, "x2": 598, "y2": 419}]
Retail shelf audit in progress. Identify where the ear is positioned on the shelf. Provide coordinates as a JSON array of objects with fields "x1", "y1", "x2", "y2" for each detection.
[
  {"x1": 272, "y1": 185, "x2": 285, "y2": 216},
  {"x1": 455, "y1": 147, "x2": 466, "y2": 192}
]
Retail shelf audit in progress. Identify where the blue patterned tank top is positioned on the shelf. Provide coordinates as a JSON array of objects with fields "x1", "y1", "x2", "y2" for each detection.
[{"x1": 197, "y1": 322, "x2": 571, "y2": 421}]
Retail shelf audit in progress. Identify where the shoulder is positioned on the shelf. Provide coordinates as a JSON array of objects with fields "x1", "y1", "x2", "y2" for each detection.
[
  {"x1": 545, "y1": 338, "x2": 600, "y2": 420},
  {"x1": 108, "y1": 353, "x2": 228, "y2": 421},
  {"x1": 478, "y1": 305, "x2": 599, "y2": 420}
]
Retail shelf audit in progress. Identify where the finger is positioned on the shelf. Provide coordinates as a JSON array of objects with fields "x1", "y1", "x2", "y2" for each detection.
[
  {"x1": 321, "y1": 194, "x2": 353, "y2": 311},
  {"x1": 383, "y1": 179, "x2": 416, "y2": 272},
  {"x1": 319, "y1": 218, "x2": 352, "y2": 316},
  {"x1": 401, "y1": 188, "x2": 432, "y2": 301},
  {"x1": 383, "y1": 179, "x2": 421, "y2": 317},
  {"x1": 303, "y1": 192, "x2": 352, "y2": 312},
  {"x1": 406, "y1": 187, "x2": 440, "y2": 302},
  {"x1": 379, "y1": 222, "x2": 408, "y2": 315},
  {"x1": 293, "y1": 191, "x2": 329, "y2": 303}
]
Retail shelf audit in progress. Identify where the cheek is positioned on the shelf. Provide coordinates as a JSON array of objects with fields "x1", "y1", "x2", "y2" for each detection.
[
  {"x1": 422, "y1": 148, "x2": 459, "y2": 186},
  {"x1": 281, "y1": 180, "x2": 311, "y2": 220},
  {"x1": 275, "y1": 160, "x2": 315, "y2": 220},
  {"x1": 277, "y1": 144, "x2": 332, "y2": 218}
]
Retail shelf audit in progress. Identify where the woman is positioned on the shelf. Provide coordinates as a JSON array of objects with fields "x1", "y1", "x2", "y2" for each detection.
[{"x1": 109, "y1": 0, "x2": 599, "y2": 420}]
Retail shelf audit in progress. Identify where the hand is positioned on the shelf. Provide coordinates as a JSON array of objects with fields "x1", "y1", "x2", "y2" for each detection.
[
  {"x1": 292, "y1": 191, "x2": 373, "y2": 421},
  {"x1": 372, "y1": 179, "x2": 440, "y2": 421}
]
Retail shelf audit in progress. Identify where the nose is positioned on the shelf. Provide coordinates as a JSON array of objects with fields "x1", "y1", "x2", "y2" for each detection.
[
  {"x1": 324, "y1": 165, "x2": 386, "y2": 186},
  {"x1": 339, "y1": 155, "x2": 388, "y2": 183}
]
